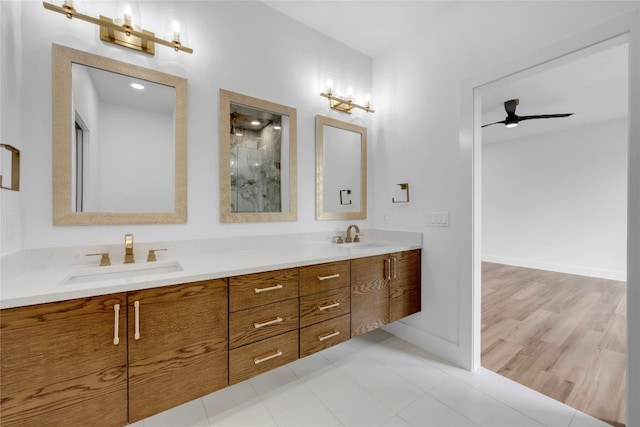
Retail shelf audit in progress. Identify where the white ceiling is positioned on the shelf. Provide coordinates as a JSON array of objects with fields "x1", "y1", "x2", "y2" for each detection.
[
  {"x1": 262, "y1": 1, "x2": 454, "y2": 58},
  {"x1": 262, "y1": 1, "x2": 629, "y2": 144},
  {"x1": 479, "y1": 41, "x2": 628, "y2": 144},
  {"x1": 83, "y1": 65, "x2": 175, "y2": 115}
]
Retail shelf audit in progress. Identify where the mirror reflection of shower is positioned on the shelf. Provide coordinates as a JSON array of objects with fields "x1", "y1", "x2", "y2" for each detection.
[{"x1": 230, "y1": 103, "x2": 287, "y2": 213}]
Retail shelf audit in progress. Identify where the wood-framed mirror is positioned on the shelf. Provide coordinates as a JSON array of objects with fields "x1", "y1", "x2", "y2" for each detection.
[
  {"x1": 219, "y1": 89, "x2": 297, "y2": 223},
  {"x1": 52, "y1": 44, "x2": 187, "y2": 225},
  {"x1": 316, "y1": 115, "x2": 367, "y2": 220}
]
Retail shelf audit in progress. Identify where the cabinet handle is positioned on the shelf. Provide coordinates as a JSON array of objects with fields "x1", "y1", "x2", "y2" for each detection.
[
  {"x1": 385, "y1": 258, "x2": 392, "y2": 280},
  {"x1": 318, "y1": 302, "x2": 340, "y2": 311},
  {"x1": 317, "y1": 273, "x2": 340, "y2": 281},
  {"x1": 254, "y1": 317, "x2": 283, "y2": 328},
  {"x1": 318, "y1": 330, "x2": 340, "y2": 342},
  {"x1": 254, "y1": 284, "x2": 283, "y2": 294},
  {"x1": 113, "y1": 304, "x2": 120, "y2": 345},
  {"x1": 392, "y1": 257, "x2": 397, "y2": 279},
  {"x1": 254, "y1": 350, "x2": 283, "y2": 365},
  {"x1": 134, "y1": 300, "x2": 140, "y2": 340}
]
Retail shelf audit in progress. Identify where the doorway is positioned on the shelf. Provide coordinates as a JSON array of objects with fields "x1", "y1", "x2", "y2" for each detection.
[
  {"x1": 459, "y1": 11, "x2": 639, "y2": 427},
  {"x1": 478, "y1": 40, "x2": 628, "y2": 425}
]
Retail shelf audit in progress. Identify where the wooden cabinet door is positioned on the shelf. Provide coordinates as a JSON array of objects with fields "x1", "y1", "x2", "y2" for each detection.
[
  {"x1": 0, "y1": 294, "x2": 127, "y2": 427},
  {"x1": 389, "y1": 250, "x2": 421, "y2": 322},
  {"x1": 350, "y1": 254, "x2": 389, "y2": 337},
  {"x1": 127, "y1": 279, "x2": 228, "y2": 423}
]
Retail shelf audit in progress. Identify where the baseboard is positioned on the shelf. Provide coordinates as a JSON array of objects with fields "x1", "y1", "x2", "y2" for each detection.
[
  {"x1": 382, "y1": 318, "x2": 472, "y2": 371},
  {"x1": 482, "y1": 254, "x2": 626, "y2": 281}
]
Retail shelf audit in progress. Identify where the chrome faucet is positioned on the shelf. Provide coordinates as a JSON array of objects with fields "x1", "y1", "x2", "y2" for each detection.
[
  {"x1": 124, "y1": 234, "x2": 135, "y2": 264},
  {"x1": 345, "y1": 225, "x2": 361, "y2": 243}
]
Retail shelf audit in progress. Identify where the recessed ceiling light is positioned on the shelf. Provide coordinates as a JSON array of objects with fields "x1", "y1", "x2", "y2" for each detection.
[
  {"x1": 131, "y1": 83, "x2": 145, "y2": 90},
  {"x1": 251, "y1": 120, "x2": 260, "y2": 125}
]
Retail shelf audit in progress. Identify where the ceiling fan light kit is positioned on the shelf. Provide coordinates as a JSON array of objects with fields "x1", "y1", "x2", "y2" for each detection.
[{"x1": 482, "y1": 98, "x2": 574, "y2": 128}]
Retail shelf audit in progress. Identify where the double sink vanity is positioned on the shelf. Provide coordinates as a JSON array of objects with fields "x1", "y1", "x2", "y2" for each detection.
[
  {"x1": 0, "y1": 40, "x2": 419, "y2": 426},
  {"x1": 0, "y1": 230, "x2": 422, "y2": 426}
]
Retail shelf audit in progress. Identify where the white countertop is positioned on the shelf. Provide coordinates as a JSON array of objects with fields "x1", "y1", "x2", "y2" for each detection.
[{"x1": 0, "y1": 230, "x2": 422, "y2": 309}]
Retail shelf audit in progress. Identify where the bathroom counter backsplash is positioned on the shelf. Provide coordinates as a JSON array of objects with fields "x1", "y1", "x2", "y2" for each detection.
[{"x1": 0, "y1": 230, "x2": 422, "y2": 309}]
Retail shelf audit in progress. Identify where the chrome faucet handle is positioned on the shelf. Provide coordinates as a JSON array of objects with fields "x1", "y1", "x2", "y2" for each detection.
[
  {"x1": 333, "y1": 235, "x2": 344, "y2": 244},
  {"x1": 147, "y1": 248, "x2": 167, "y2": 262},
  {"x1": 86, "y1": 252, "x2": 111, "y2": 266}
]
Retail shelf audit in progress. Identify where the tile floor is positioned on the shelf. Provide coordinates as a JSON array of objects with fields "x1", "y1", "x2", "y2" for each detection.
[{"x1": 131, "y1": 329, "x2": 612, "y2": 427}]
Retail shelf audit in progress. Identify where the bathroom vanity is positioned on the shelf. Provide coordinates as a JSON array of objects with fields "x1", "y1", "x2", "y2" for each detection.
[{"x1": 0, "y1": 233, "x2": 421, "y2": 426}]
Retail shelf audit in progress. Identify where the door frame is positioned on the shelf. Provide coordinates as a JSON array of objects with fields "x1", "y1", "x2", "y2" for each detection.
[{"x1": 459, "y1": 9, "x2": 639, "y2": 425}]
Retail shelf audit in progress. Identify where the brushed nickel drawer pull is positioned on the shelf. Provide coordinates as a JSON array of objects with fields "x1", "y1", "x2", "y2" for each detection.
[
  {"x1": 254, "y1": 284, "x2": 283, "y2": 293},
  {"x1": 113, "y1": 304, "x2": 120, "y2": 345},
  {"x1": 254, "y1": 317, "x2": 283, "y2": 328},
  {"x1": 254, "y1": 350, "x2": 283, "y2": 364},
  {"x1": 318, "y1": 302, "x2": 340, "y2": 311},
  {"x1": 318, "y1": 330, "x2": 340, "y2": 342},
  {"x1": 317, "y1": 273, "x2": 340, "y2": 281},
  {"x1": 134, "y1": 300, "x2": 140, "y2": 340}
]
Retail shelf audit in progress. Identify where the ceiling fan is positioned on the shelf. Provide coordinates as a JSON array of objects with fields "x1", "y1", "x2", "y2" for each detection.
[{"x1": 482, "y1": 99, "x2": 574, "y2": 128}]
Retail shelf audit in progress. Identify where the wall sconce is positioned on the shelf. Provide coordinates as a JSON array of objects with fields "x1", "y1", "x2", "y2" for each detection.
[
  {"x1": 42, "y1": 1, "x2": 193, "y2": 55},
  {"x1": 320, "y1": 80, "x2": 375, "y2": 114}
]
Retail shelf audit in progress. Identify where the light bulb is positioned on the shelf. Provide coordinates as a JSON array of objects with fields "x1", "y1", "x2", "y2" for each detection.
[
  {"x1": 113, "y1": 2, "x2": 141, "y2": 33},
  {"x1": 326, "y1": 79, "x2": 333, "y2": 94},
  {"x1": 123, "y1": 5, "x2": 132, "y2": 27},
  {"x1": 505, "y1": 122, "x2": 518, "y2": 128},
  {"x1": 172, "y1": 21, "x2": 181, "y2": 43}
]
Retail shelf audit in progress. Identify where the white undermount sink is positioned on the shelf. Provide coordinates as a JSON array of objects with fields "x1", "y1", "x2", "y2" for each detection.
[{"x1": 60, "y1": 260, "x2": 183, "y2": 285}]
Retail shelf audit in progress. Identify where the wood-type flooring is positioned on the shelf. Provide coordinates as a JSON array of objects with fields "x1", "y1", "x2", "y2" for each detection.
[{"x1": 481, "y1": 262, "x2": 627, "y2": 427}]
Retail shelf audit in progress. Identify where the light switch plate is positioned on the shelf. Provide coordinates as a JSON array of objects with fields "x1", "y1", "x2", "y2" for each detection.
[{"x1": 424, "y1": 212, "x2": 450, "y2": 227}]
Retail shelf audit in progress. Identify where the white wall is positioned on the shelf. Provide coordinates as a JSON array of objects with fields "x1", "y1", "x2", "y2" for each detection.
[
  {"x1": 372, "y1": 1, "x2": 638, "y2": 368},
  {"x1": 483, "y1": 119, "x2": 627, "y2": 280},
  {"x1": 99, "y1": 103, "x2": 174, "y2": 212},
  {"x1": 6, "y1": 0, "x2": 373, "y2": 251},
  {"x1": 0, "y1": 0, "x2": 23, "y2": 255}
]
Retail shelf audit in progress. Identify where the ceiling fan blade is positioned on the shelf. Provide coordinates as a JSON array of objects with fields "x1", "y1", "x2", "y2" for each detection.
[
  {"x1": 504, "y1": 99, "x2": 519, "y2": 115},
  {"x1": 481, "y1": 120, "x2": 507, "y2": 128},
  {"x1": 518, "y1": 113, "x2": 574, "y2": 121}
]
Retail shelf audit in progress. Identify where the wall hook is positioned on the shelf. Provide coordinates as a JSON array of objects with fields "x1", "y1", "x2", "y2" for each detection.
[{"x1": 392, "y1": 183, "x2": 410, "y2": 203}]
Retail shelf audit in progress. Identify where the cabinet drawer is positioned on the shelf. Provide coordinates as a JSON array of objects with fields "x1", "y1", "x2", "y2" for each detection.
[
  {"x1": 300, "y1": 260, "x2": 350, "y2": 296},
  {"x1": 229, "y1": 298, "x2": 299, "y2": 349},
  {"x1": 299, "y1": 287, "x2": 350, "y2": 328},
  {"x1": 300, "y1": 314, "x2": 350, "y2": 358},
  {"x1": 229, "y1": 330, "x2": 299, "y2": 384},
  {"x1": 230, "y1": 268, "x2": 299, "y2": 312}
]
